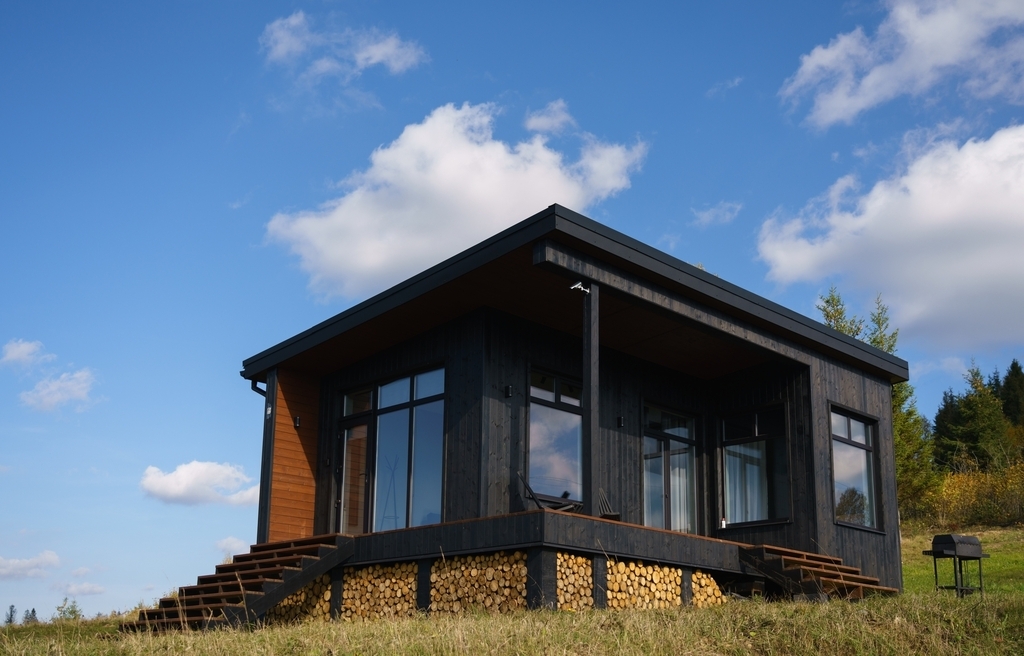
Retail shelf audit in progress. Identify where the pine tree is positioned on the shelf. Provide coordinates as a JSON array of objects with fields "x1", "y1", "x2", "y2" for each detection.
[
  {"x1": 816, "y1": 286, "x2": 865, "y2": 338},
  {"x1": 4, "y1": 605, "x2": 15, "y2": 625},
  {"x1": 933, "y1": 389, "x2": 964, "y2": 470},
  {"x1": 1002, "y1": 359, "x2": 1024, "y2": 426},
  {"x1": 818, "y1": 290, "x2": 936, "y2": 516},
  {"x1": 22, "y1": 608, "x2": 38, "y2": 624},
  {"x1": 942, "y1": 366, "x2": 1013, "y2": 470}
]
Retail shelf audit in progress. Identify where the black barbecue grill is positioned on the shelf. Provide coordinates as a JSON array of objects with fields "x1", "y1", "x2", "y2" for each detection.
[{"x1": 922, "y1": 534, "x2": 989, "y2": 597}]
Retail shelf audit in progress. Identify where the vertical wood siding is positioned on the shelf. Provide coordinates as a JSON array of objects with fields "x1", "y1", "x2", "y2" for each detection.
[{"x1": 268, "y1": 368, "x2": 321, "y2": 542}]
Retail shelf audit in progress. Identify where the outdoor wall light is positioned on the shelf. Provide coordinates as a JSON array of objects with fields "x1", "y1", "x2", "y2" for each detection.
[{"x1": 294, "y1": 416, "x2": 301, "y2": 428}]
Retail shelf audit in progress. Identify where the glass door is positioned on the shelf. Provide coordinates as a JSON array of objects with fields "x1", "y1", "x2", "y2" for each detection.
[{"x1": 336, "y1": 423, "x2": 369, "y2": 535}]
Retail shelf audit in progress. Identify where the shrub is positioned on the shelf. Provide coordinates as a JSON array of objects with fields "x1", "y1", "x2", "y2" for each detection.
[{"x1": 933, "y1": 463, "x2": 1024, "y2": 526}]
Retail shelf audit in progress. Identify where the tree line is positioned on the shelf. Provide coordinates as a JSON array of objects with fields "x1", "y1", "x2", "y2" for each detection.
[{"x1": 818, "y1": 287, "x2": 1024, "y2": 522}]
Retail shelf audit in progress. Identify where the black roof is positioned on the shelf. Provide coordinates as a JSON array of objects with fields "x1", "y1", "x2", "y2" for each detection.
[{"x1": 242, "y1": 204, "x2": 908, "y2": 383}]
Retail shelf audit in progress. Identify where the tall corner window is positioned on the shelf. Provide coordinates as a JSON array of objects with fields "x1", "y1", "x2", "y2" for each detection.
[
  {"x1": 336, "y1": 367, "x2": 445, "y2": 535},
  {"x1": 722, "y1": 405, "x2": 789, "y2": 525},
  {"x1": 643, "y1": 405, "x2": 697, "y2": 533},
  {"x1": 831, "y1": 409, "x2": 877, "y2": 529},
  {"x1": 528, "y1": 371, "x2": 582, "y2": 501}
]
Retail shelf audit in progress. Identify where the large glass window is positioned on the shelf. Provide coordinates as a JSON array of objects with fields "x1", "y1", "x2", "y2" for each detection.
[
  {"x1": 643, "y1": 406, "x2": 697, "y2": 533},
  {"x1": 722, "y1": 405, "x2": 789, "y2": 525},
  {"x1": 831, "y1": 409, "x2": 877, "y2": 529},
  {"x1": 337, "y1": 368, "x2": 445, "y2": 534},
  {"x1": 528, "y1": 372, "x2": 582, "y2": 501}
]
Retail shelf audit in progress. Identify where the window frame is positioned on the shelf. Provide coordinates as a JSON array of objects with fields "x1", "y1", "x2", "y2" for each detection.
[
  {"x1": 720, "y1": 402, "x2": 792, "y2": 529},
  {"x1": 336, "y1": 366, "x2": 446, "y2": 534},
  {"x1": 829, "y1": 404, "x2": 882, "y2": 532},
  {"x1": 526, "y1": 370, "x2": 584, "y2": 504},
  {"x1": 642, "y1": 403, "x2": 699, "y2": 533}
]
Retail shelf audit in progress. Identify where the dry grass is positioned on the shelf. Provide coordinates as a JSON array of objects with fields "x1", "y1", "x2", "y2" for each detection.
[{"x1": 3, "y1": 593, "x2": 1023, "y2": 656}]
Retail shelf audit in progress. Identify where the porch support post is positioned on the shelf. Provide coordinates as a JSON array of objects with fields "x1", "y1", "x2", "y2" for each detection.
[
  {"x1": 256, "y1": 368, "x2": 278, "y2": 544},
  {"x1": 582, "y1": 283, "x2": 599, "y2": 517}
]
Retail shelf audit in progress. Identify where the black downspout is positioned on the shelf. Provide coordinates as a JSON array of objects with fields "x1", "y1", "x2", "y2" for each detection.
[{"x1": 255, "y1": 369, "x2": 278, "y2": 544}]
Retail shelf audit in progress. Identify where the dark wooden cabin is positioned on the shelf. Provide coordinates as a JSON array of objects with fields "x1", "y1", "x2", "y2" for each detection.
[{"x1": 130, "y1": 204, "x2": 909, "y2": 629}]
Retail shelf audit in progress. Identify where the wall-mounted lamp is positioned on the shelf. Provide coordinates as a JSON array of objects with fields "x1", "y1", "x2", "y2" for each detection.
[
  {"x1": 616, "y1": 416, "x2": 624, "y2": 428},
  {"x1": 293, "y1": 416, "x2": 301, "y2": 428},
  {"x1": 504, "y1": 385, "x2": 513, "y2": 398}
]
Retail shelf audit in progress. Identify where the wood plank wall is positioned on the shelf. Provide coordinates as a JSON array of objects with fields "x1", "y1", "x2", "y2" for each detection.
[{"x1": 268, "y1": 368, "x2": 321, "y2": 542}]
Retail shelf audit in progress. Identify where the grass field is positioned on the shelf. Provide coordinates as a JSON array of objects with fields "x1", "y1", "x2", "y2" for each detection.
[{"x1": 3, "y1": 525, "x2": 1022, "y2": 655}]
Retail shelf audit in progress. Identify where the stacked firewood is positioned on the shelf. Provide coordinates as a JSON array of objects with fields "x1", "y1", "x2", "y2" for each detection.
[
  {"x1": 340, "y1": 562, "x2": 418, "y2": 620},
  {"x1": 429, "y1": 551, "x2": 527, "y2": 613},
  {"x1": 556, "y1": 552, "x2": 594, "y2": 610},
  {"x1": 605, "y1": 559, "x2": 683, "y2": 610},
  {"x1": 266, "y1": 573, "x2": 332, "y2": 623},
  {"x1": 691, "y1": 569, "x2": 726, "y2": 607}
]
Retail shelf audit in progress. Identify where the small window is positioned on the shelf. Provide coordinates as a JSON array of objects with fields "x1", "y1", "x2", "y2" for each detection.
[
  {"x1": 722, "y1": 405, "x2": 789, "y2": 525},
  {"x1": 643, "y1": 406, "x2": 697, "y2": 533},
  {"x1": 527, "y1": 372, "x2": 582, "y2": 500},
  {"x1": 831, "y1": 409, "x2": 877, "y2": 529}
]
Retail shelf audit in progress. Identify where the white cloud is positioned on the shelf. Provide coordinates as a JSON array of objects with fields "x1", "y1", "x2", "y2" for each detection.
[
  {"x1": 71, "y1": 567, "x2": 90, "y2": 577},
  {"x1": 260, "y1": 11, "x2": 426, "y2": 89},
  {"x1": 140, "y1": 461, "x2": 260, "y2": 506},
  {"x1": 758, "y1": 123, "x2": 1024, "y2": 349},
  {"x1": 780, "y1": 0, "x2": 1024, "y2": 128},
  {"x1": 352, "y1": 31, "x2": 426, "y2": 74},
  {"x1": 910, "y1": 356, "x2": 968, "y2": 380},
  {"x1": 19, "y1": 368, "x2": 95, "y2": 412},
  {"x1": 62, "y1": 582, "x2": 105, "y2": 596},
  {"x1": 1, "y1": 339, "x2": 55, "y2": 367},
  {"x1": 706, "y1": 76, "x2": 743, "y2": 97},
  {"x1": 267, "y1": 102, "x2": 647, "y2": 298},
  {"x1": 216, "y1": 536, "x2": 249, "y2": 558},
  {"x1": 0, "y1": 550, "x2": 60, "y2": 579},
  {"x1": 691, "y1": 201, "x2": 742, "y2": 227},
  {"x1": 525, "y1": 100, "x2": 577, "y2": 133}
]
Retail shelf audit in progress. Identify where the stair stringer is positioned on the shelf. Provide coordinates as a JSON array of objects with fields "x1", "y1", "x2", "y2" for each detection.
[{"x1": 222, "y1": 535, "x2": 354, "y2": 626}]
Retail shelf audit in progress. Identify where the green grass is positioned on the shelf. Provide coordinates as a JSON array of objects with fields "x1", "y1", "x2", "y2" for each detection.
[
  {"x1": 902, "y1": 525, "x2": 1024, "y2": 594},
  {"x1": 3, "y1": 525, "x2": 1022, "y2": 655}
]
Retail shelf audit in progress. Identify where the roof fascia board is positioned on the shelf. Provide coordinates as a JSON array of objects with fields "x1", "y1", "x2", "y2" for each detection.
[
  {"x1": 547, "y1": 207, "x2": 909, "y2": 382},
  {"x1": 240, "y1": 206, "x2": 561, "y2": 380}
]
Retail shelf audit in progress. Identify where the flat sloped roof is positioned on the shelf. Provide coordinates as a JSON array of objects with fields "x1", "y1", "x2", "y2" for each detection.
[{"x1": 242, "y1": 204, "x2": 909, "y2": 383}]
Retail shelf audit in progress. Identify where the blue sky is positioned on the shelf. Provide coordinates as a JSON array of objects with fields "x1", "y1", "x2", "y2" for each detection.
[{"x1": 2, "y1": 1, "x2": 1023, "y2": 617}]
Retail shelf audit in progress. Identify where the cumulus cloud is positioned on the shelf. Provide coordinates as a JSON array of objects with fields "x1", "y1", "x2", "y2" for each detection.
[
  {"x1": 267, "y1": 102, "x2": 647, "y2": 298},
  {"x1": 781, "y1": 0, "x2": 1024, "y2": 127},
  {"x1": 19, "y1": 368, "x2": 95, "y2": 412},
  {"x1": 525, "y1": 99, "x2": 577, "y2": 133},
  {"x1": 61, "y1": 582, "x2": 105, "y2": 596},
  {"x1": 216, "y1": 536, "x2": 249, "y2": 558},
  {"x1": 0, "y1": 550, "x2": 60, "y2": 579},
  {"x1": 140, "y1": 461, "x2": 260, "y2": 506},
  {"x1": 71, "y1": 567, "x2": 90, "y2": 577},
  {"x1": 691, "y1": 201, "x2": 742, "y2": 227},
  {"x1": 1, "y1": 339, "x2": 55, "y2": 367},
  {"x1": 758, "y1": 123, "x2": 1024, "y2": 349},
  {"x1": 260, "y1": 11, "x2": 426, "y2": 88}
]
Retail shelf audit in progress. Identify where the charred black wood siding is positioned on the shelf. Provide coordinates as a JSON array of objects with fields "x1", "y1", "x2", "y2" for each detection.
[{"x1": 314, "y1": 311, "x2": 486, "y2": 532}]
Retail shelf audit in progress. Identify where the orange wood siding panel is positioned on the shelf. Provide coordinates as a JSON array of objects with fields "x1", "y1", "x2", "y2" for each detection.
[{"x1": 268, "y1": 368, "x2": 320, "y2": 542}]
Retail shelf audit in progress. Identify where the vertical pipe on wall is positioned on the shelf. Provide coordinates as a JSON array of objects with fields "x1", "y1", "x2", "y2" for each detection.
[
  {"x1": 256, "y1": 368, "x2": 278, "y2": 544},
  {"x1": 582, "y1": 283, "x2": 600, "y2": 517}
]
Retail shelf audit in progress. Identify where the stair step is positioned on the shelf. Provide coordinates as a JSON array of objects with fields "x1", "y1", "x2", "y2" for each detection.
[
  {"x1": 197, "y1": 566, "x2": 293, "y2": 584},
  {"x1": 180, "y1": 578, "x2": 274, "y2": 596},
  {"x1": 216, "y1": 556, "x2": 313, "y2": 574},
  {"x1": 778, "y1": 556, "x2": 861, "y2": 575},
  {"x1": 793, "y1": 566, "x2": 881, "y2": 586},
  {"x1": 753, "y1": 545, "x2": 844, "y2": 565},
  {"x1": 232, "y1": 544, "x2": 334, "y2": 563},
  {"x1": 247, "y1": 534, "x2": 343, "y2": 554}
]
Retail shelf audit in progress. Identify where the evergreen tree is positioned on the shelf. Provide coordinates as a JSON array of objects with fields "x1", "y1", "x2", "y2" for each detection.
[
  {"x1": 4, "y1": 605, "x2": 15, "y2": 625},
  {"x1": 933, "y1": 389, "x2": 964, "y2": 469},
  {"x1": 816, "y1": 286, "x2": 865, "y2": 338},
  {"x1": 22, "y1": 608, "x2": 38, "y2": 624},
  {"x1": 1002, "y1": 359, "x2": 1024, "y2": 426},
  {"x1": 818, "y1": 290, "x2": 936, "y2": 516},
  {"x1": 939, "y1": 366, "x2": 1013, "y2": 470}
]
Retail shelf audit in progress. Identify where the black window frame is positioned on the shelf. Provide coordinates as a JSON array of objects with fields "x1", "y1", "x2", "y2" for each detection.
[
  {"x1": 829, "y1": 404, "x2": 882, "y2": 532},
  {"x1": 336, "y1": 366, "x2": 446, "y2": 534},
  {"x1": 526, "y1": 370, "x2": 584, "y2": 504},
  {"x1": 720, "y1": 402, "x2": 792, "y2": 528},
  {"x1": 642, "y1": 403, "x2": 699, "y2": 533}
]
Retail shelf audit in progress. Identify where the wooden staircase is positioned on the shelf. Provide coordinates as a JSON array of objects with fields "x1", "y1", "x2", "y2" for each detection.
[
  {"x1": 739, "y1": 544, "x2": 899, "y2": 601},
  {"x1": 123, "y1": 534, "x2": 354, "y2": 632}
]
